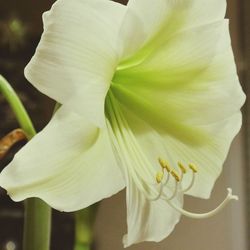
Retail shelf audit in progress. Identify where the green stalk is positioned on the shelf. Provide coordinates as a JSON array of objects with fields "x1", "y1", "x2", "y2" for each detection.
[
  {"x1": 23, "y1": 199, "x2": 51, "y2": 250},
  {"x1": 0, "y1": 75, "x2": 51, "y2": 250},
  {"x1": 74, "y1": 205, "x2": 98, "y2": 250},
  {"x1": 0, "y1": 75, "x2": 35, "y2": 139}
]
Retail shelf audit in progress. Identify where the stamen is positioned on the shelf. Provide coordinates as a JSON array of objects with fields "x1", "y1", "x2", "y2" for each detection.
[
  {"x1": 156, "y1": 171, "x2": 164, "y2": 184},
  {"x1": 152, "y1": 159, "x2": 237, "y2": 219},
  {"x1": 181, "y1": 169, "x2": 196, "y2": 193},
  {"x1": 178, "y1": 162, "x2": 187, "y2": 174},
  {"x1": 166, "y1": 188, "x2": 238, "y2": 219},
  {"x1": 148, "y1": 183, "x2": 164, "y2": 201},
  {"x1": 189, "y1": 163, "x2": 198, "y2": 173},
  {"x1": 158, "y1": 158, "x2": 171, "y2": 172},
  {"x1": 154, "y1": 160, "x2": 198, "y2": 197},
  {"x1": 171, "y1": 169, "x2": 181, "y2": 182},
  {"x1": 148, "y1": 172, "x2": 171, "y2": 201},
  {"x1": 162, "y1": 181, "x2": 179, "y2": 201},
  {"x1": 150, "y1": 160, "x2": 181, "y2": 201}
]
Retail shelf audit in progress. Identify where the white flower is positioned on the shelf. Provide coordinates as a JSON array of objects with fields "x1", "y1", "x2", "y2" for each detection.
[{"x1": 0, "y1": 0, "x2": 245, "y2": 247}]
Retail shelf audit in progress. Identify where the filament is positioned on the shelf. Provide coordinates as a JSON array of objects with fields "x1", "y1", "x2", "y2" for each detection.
[
  {"x1": 147, "y1": 172, "x2": 171, "y2": 201},
  {"x1": 181, "y1": 170, "x2": 196, "y2": 193},
  {"x1": 162, "y1": 181, "x2": 179, "y2": 201}
]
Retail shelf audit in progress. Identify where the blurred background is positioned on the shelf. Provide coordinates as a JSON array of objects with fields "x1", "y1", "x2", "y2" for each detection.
[{"x1": 0, "y1": 0, "x2": 249, "y2": 250}]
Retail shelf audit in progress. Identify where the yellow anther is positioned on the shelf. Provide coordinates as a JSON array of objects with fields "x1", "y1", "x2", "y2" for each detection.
[
  {"x1": 189, "y1": 163, "x2": 198, "y2": 173},
  {"x1": 158, "y1": 158, "x2": 171, "y2": 172},
  {"x1": 178, "y1": 162, "x2": 187, "y2": 174},
  {"x1": 171, "y1": 170, "x2": 181, "y2": 182},
  {"x1": 156, "y1": 172, "x2": 164, "y2": 184}
]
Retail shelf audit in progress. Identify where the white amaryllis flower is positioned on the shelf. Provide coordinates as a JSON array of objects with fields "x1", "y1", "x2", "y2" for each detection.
[{"x1": 0, "y1": 0, "x2": 245, "y2": 247}]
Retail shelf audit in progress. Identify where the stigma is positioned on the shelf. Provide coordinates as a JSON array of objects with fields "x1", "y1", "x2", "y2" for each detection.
[{"x1": 148, "y1": 158, "x2": 238, "y2": 219}]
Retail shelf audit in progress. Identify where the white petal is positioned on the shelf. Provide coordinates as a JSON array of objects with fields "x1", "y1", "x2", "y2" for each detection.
[
  {"x1": 105, "y1": 97, "x2": 182, "y2": 246},
  {"x1": 123, "y1": 174, "x2": 182, "y2": 247},
  {"x1": 113, "y1": 21, "x2": 245, "y2": 144},
  {"x1": 120, "y1": 104, "x2": 242, "y2": 199},
  {"x1": 121, "y1": 0, "x2": 227, "y2": 55},
  {"x1": 25, "y1": 0, "x2": 127, "y2": 126},
  {"x1": 160, "y1": 113, "x2": 243, "y2": 199},
  {"x1": 113, "y1": 14, "x2": 245, "y2": 200},
  {"x1": 128, "y1": 0, "x2": 226, "y2": 30},
  {"x1": 0, "y1": 107, "x2": 125, "y2": 212}
]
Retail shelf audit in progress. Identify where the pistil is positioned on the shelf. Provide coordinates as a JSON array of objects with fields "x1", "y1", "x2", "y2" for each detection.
[{"x1": 167, "y1": 188, "x2": 238, "y2": 219}]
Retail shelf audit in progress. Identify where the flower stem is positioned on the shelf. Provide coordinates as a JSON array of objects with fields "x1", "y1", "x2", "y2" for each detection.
[
  {"x1": 0, "y1": 75, "x2": 35, "y2": 139},
  {"x1": 0, "y1": 75, "x2": 52, "y2": 250},
  {"x1": 74, "y1": 205, "x2": 98, "y2": 250},
  {"x1": 23, "y1": 199, "x2": 52, "y2": 250}
]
